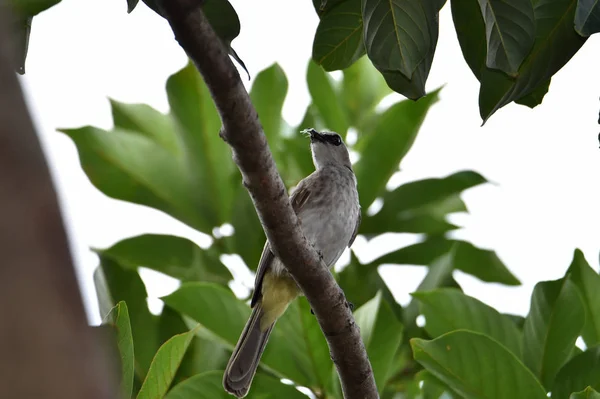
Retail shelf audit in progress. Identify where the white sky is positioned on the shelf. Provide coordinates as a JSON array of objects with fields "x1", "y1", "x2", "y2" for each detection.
[{"x1": 19, "y1": 0, "x2": 600, "y2": 325}]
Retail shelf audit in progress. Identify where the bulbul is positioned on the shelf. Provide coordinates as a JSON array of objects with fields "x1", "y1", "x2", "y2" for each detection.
[{"x1": 223, "y1": 129, "x2": 361, "y2": 397}]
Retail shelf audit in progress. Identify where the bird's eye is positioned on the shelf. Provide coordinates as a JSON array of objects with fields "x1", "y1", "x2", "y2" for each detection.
[{"x1": 332, "y1": 135, "x2": 342, "y2": 146}]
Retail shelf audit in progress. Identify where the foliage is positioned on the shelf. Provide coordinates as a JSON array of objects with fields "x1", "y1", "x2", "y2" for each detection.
[{"x1": 59, "y1": 56, "x2": 600, "y2": 399}]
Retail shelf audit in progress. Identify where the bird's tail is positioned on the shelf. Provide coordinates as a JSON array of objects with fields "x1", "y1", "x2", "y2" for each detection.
[{"x1": 223, "y1": 302, "x2": 274, "y2": 398}]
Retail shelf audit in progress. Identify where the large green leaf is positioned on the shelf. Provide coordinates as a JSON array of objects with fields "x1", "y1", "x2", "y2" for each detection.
[
  {"x1": 249, "y1": 64, "x2": 288, "y2": 147},
  {"x1": 452, "y1": 240, "x2": 520, "y2": 285},
  {"x1": 552, "y1": 347, "x2": 600, "y2": 399},
  {"x1": 379, "y1": 46, "x2": 436, "y2": 100},
  {"x1": 94, "y1": 257, "x2": 159, "y2": 380},
  {"x1": 575, "y1": 0, "x2": 600, "y2": 36},
  {"x1": 341, "y1": 56, "x2": 392, "y2": 132},
  {"x1": 567, "y1": 249, "x2": 600, "y2": 347},
  {"x1": 166, "y1": 62, "x2": 235, "y2": 227},
  {"x1": 353, "y1": 89, "x2": 440, "y2": 209},
  {"x1": 362, "y1": 0, "x2": 436, "y2": 79},
  {"x1": 226, "y1": 185, "x2": 265, "y2": 270},
  {"x1": 412, "y1": 330, "x2": 547, "y2": 399},
  {"x1": 413, "y1": 288, "x2": 522, "y2": 356},
  {"x1": 354, "y1": 292, "x2": 404, "y2": 393},
  {"x1": 451, "y1": 0, "x2": 487, "y2": 80},
  {"x1": 479, "y1": 0, "x2": 587, "y2": 121},
  {"x1": 570, "y1": 387, "x2": 600, "y2": 399},
  {"x1": 137, "y1": 327, "x2": 198, "y2": 399},
  {"x1": 307, "y1": 61, "x2": 349, "y2": 136},
  {"x1": 313, "y1": 0, "x2": 366, "y2": 71},
  {"x1": 523, "y1": 277, "x2": 585, "y2": 389},
  {"x1": 165, "y1": 370, "x2": 309, "y2": 399},
  {"x1": 103, "y1": 301, "x2": 135, "y2": 399},
  {"x1": 162, "y1": 283, "x2": 328, "y2": 389},
  {"x1": 478, "y1": 0, "x2": 535, "y2": 76},
  {"x1": 96, "y1": 234, "x2": 232, "y2": 284}
]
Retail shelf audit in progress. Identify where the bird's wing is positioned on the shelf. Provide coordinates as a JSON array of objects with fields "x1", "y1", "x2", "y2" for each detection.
[
  {"x1": 250, "y1": 178, "x2": 313, "y2": 308},
  {"x1": 348, "y1": 208, "x2": 361, "y2": 248}
]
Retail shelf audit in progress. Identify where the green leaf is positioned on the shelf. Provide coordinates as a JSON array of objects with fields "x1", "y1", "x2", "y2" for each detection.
[
  {"x1": 313, "y1": 0, "x2": 365, "y2": 71},
  {"x1": 523, "y1": 277, "x2": 586, "y2": 389},
  {"x1": 478, "y1": 0, "x2": 535, "y2": 76},
  {"x1": 166, "y1": 61, "x2": 235, "y2": 227},
  {"x1": 412, "y1": 288, "x2": 522, "y2": 356},
  {"x1": 94, "y1": 257, "x2": 159, "y2": 380},
  {"x1": 552, "y1": 347, "x2": 600, "y2": 398},
  {"x1": 110, "y1": 99, "x2": 180, "y2": 154},
  {"x1": 575, "y1": 0, "x2": 600, "y2": 36},
  {"x1": 127, "y1": 0, "x2": 139, "y2": 12},
  {"x1": 452, "y1": 240, "x2": 520, "y2": 285},
  {"x1": 354, "y1": 89, "x2": 440, "y2": 209},
  {"x1": 379, "y1": 50, "x2": 435, "y2": 100},
  {"x1": 370, "y1": 236, "x2": 454, "y2": 266},
  {"x1": 451, "y1": 0, "x2": 487, "y2": 80},
  {"x1": 202, "y1": 0, "x2": 240, "y2": 45},
  {"x1": 339, "y1": 252, "x2": 404, "y2": 321},
  {"x1": 570, "y1": 387, "x2": 600, "y2": 399},
  {"x1": 162, "y1": 283, "x2": 327, "y2": 388},
  {"x1": 307, "y1": 61, "x2": 349, "y2": 136},
  {"x1": 8, "y1": 0, "x2": 60, "y2": 16},
  {"x1": 362, "y1": 0, "x2": 437, "y2": 79},
  {"x1": 59, "y1": 125, "x2": 206, "y2": 231},
  {"x1": 411, "y1": 330, "x2": 547, "y2": 399},
  {"x1": 136, "y1": 327, "x2": 198, "y2": 399},
  {"x1": 103, "y1": 301, "x2": 134, "y2": 399},
  {"x1": 479, "y1": 0, "x2": 587, "y2": 122},
  {"x1": 341, "y1": 56, "x2": 392, "y2": 131},
  {"x1": 165, "y1": 370, "x2": 310, "y2": 399},
  {"x1": 96, "y1": 234, "x2": 232, "y2": 284},
  {"x1": 250, "y1": 64, "x2": 288, "y2": 147},
  {"x1": 354, "y1": 292, "x2": 404, "y2": 393},
  {"x1": 515, "y1": 79, "x2": 551, "y2": 108},
  {"x1": 226, "y1": 185, "x2": 265, "y2": 270},
  {"x1": 567, "y1": 249, "x2": 600, "y2": 347}
]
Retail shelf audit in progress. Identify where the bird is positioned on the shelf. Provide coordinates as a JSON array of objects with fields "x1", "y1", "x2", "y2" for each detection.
[{"x1": 223, "y1": 128, "x2": 361, "y2": 398}]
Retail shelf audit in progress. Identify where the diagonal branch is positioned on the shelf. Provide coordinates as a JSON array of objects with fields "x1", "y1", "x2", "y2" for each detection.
[{"x1": 159, "y1": 1, "x2": 378, "y2": 398}]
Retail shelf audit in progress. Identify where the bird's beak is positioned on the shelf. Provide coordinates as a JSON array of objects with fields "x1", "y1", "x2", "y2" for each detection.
[{"x1": 308, "y1": 129, "x2": 326, "y2": 144}]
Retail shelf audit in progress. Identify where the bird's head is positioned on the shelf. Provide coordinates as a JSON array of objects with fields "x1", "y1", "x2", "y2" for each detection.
[{"x1": 302, "y1": 128, "x2": 352, "y2": 171}]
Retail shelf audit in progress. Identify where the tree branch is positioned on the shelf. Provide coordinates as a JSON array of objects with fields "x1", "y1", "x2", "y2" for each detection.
[
  {"x1": 159, "y1": 2, "x2": 378, "y2": 398},
  {"x1": 0, "y1": 7, "x2": 116, "y2": 399}
]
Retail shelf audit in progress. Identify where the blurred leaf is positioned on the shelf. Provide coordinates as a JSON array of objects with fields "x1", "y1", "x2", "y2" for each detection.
[
  {"x1": 226, "y1": 185, "x2": 265, "y2": 270},
  {"x1": 354, "y1": 89, "x2": 441, "y2": 209},
  {"x1": 94, "y1": 257, "x2": 159, "y2": 380},
  {"x1": 478, "y1": 0, "x2": 535, "y2": 76},
  {"x1": 552, "y1": 347, "x2": 600, "y2": 398},
  {"x1": 362, "y1": 0, "x2": 437, "y2": 79},
  {"x1": 523, "y1": 277, "x2": 585, "y2": 389},
  {"x1": 452, "y1": 240, "x2": 520, "y2": 285},
  {"x1": 313, "y1": 0, "x2": 365, "y2": 71},
  {"x1": 504, "y1": 313, "x2": 526, "y2": 330},
  {"x1": 165, "y1": 370, "x2": 310, "y2": 399},
  {"x1": 137, "y1": 327, "x2": 198, "y2": 399},
  {"x1": 412, "y1": 288, "x2": 522, "y2": 357},
  {"x1": 570, "y1": 387, "x2": 600, "y2": 399},
  {"x1": 515, "y1": 79, "x2": 551, "y2": 108},
  {"x1": 416, "y1": 369, "x2": 462, "y2": 399},
  {"x1": 8, "y1": 0, "x2": 60, "y2": 16},
  {"x1": 567, "y1": 249, "x2": 600, "y2": 347},
  {"x1": 166, "y1": 61, "x2": 234, "y2": 228},
  {"x1": 162, "y1": 283, "x2": 327, "y2": 388},
  {"x1": 307, "y1": 61, "x2": 349, "y2": 136},
  {"x1": 451, "y1": 0, "x2": 487, "y2": 80},
  {"x1": 575, "y1": 0, "x2": 600, "y2": 36},
  {"x1": 404, "y1": 253, "x2": 455, "y2": 332},
  {"x1": 96, "y1": 234, "x2": 232, "y2": 284},
  {"x1": 479, "y1": 0, "x2": 587, "y2": 122},
  {"x1": 250, "y1": 64, "x2": 288, "y2": 148},
  {"x1": 127, "y1": 0, "x2": 138, "y2": 12},
  {"x1": 103, "y1": 301, "x2": 134, "y2": 399},
  {"x1": 370, "y1": 236, "x2": 453, "y2": 266},
  {"x1": 354, "y1": 292, "x2": 404, "y2": 393},
  {"x1": 110, "y1": 99, "x2": 179, "y2": 153},
  {"x1": 341, "y1": 56, "x2": 392, "y2": 131},
  {"x1": 338, "y1": 252, "x2": 403, "y2": 320},
  {"x1": 412, "y1": 331, "x2": 547, "y2": 398}
]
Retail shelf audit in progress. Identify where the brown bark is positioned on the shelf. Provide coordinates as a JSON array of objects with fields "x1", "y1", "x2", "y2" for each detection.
[
  {"x1": 159, "y1": 2, "x2": 378, "y2": 398},
  {"x1": 0, "y1": 7, "x2": 116, "y2": 399}
]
